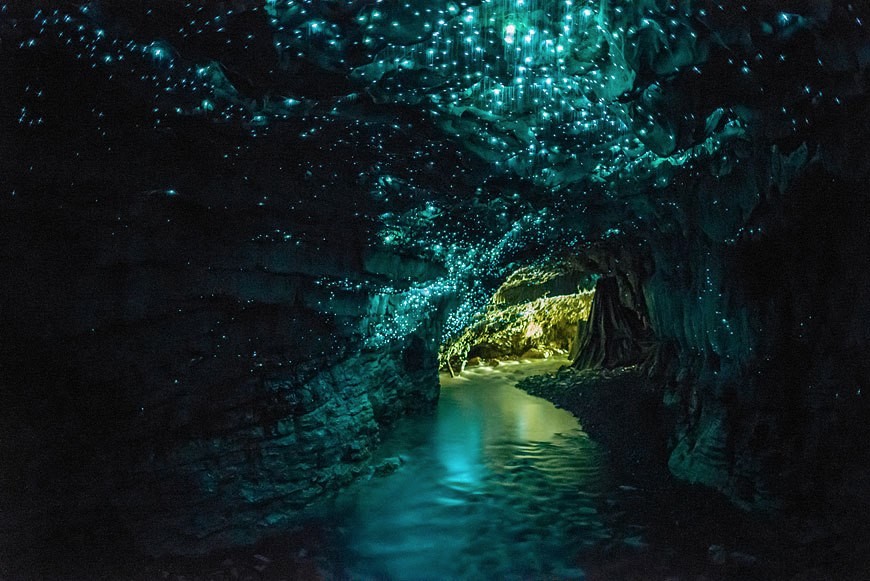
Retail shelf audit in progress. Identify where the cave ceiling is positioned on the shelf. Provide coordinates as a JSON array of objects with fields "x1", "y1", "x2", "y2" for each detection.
[{"x1": 4, "y1": 0, "x2": 866, "y2": 341}]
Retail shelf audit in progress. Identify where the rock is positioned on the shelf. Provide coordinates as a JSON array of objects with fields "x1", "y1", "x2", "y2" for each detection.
[
  {"x1": 373, "y1": 456, "x2": 403, "y2": 476},
  {"x1": 521, "y1": 348, "x2": 549, "y2": 359}
]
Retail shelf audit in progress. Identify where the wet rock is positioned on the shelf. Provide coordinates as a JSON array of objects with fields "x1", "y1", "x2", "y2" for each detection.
[{"x1": 373, "y1": 456, "x2": 404, "y2": 476}]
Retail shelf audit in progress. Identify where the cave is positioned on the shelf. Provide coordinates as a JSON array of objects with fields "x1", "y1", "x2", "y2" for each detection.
[{"x1": 2, "y1": 1, "x2": 870, "y2": 578}]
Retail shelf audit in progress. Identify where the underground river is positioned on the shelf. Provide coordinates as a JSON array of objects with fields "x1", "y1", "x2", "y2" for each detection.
[
  {"x1": 318, "y1": 357, "x2": 612, "y2": 578},
  {"x1": 97, "y1": 358, "x2": 784, "y2": 580}
]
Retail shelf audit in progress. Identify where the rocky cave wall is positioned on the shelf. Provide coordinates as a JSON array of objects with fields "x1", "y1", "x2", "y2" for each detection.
[
  {"x1": 619, "y1": 5, "x2": 870, "y2": 509},
  {"x1": 0, "y1": 56, "x2": 461, "y2": 560},
  {"x1": 534, "y1": 1, "x2": 870, "y2": 509},
  {"x1": 644, "y1": 154, "x2": 870, "y2": 509},
  {"x1": 0, "y1": 143, "x2": 448, "y2": 558}
]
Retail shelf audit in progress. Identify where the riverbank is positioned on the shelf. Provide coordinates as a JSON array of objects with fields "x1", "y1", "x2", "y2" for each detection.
[
  {"x1": 517, "y1": 363, "x2": 870, "y2": 580},
  {"x1": 519, "y1": 365, "x2": 671, "y2": 486}
]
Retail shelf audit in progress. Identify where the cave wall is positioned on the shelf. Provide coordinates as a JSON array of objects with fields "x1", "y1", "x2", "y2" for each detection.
[
  {"x1": 0, "y1": 124, "x2": 447, "y2": 559},
  {"x1": 573, "y1": 132, "x2": 870, "y2": 511},
  {"x1": 563, "y1": 2, "x2": 870, "y2": 508},
  {"x1": 641, "y1": 156, "x2": 870, "y2": 509}
]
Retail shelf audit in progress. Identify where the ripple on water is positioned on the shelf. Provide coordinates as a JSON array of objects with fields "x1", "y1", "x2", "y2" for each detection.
[{"x1": 327, "y1": 358, "x2": 610, "y2": 579}]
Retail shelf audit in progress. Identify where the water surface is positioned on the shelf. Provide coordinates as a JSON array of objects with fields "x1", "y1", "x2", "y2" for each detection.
[{"x1": 326, "y1": 358, "x2": 610, "y2": 579}]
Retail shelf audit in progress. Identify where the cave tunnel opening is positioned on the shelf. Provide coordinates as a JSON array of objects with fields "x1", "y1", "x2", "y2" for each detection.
[
  {"x1": 439, "y1": 255, "x2": 655, "y2": 377},
  {"x1": 439, "y1": 262, "x2": 597, "y2": 376}
]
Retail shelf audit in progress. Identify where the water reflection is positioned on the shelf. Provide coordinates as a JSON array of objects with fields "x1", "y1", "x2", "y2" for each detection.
[{"x1": 329, "y1": 358, "x2": 609, "y2": 579}]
